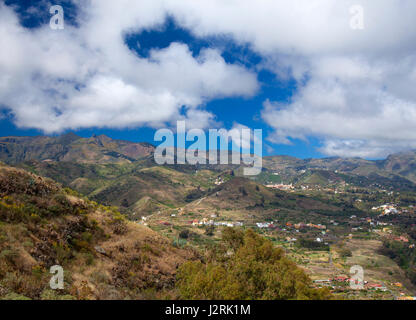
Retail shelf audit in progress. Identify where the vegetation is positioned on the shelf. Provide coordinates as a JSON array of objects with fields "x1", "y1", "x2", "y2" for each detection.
[
  {"x1": 380, "y1": 240, "x2": 416, "y2": 285},
  {"x1": 0, "y1": 164, "x2": 192, "y2": 300},
  {"x1": 3, "y1": 133, "x2": 416, "y2": 299},
  {"x1": 338, "y1": 247, "x2": 353, "y2": 258},
  {"x1": 296, "y1": 238, "x2": 329, "y2": 251},
  {"x1": 176, "y1": 228, "x2": 332, "y2": 300}
]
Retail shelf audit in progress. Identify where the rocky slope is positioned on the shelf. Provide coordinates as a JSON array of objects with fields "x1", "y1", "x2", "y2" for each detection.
[
  {"x1": 0, "y1": 163, "x2": 195, "y2": 300},
  {"x1": 0, "y1": 133, "x2": 155, "y2": 164}
]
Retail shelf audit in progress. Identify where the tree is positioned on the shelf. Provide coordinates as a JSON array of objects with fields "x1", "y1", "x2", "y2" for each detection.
[
  {"x1": 176, "y1": 228, "x2": 333, "y2": 300},
  {"x1": 221, "y1": 227, "x2": 244, "y2": 251}
]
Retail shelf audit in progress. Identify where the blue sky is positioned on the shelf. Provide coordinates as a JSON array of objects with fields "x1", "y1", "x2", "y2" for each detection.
[
  {"x1": 0, "y1": 0, "x2": 324, "y2": 158},
  {"x1": 1, "y1": 1, "x2": 415, "y2": 159}
]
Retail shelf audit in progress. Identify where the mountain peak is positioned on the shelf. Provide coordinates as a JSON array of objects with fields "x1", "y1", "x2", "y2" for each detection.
[
  {"x1": 58, "y1": 132, "x2": 81, "y2": 144},
  {"x1": 0, "y1": 133, "x2": 153, "y2": 164}
]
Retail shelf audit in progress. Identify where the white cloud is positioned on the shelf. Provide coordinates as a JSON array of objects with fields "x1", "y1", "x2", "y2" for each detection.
[
  {"x1": 219, "y1": 122, "x2": 261, "y2": 153},
  {"x1": 0, "y1": 2, "x2": 258, "y2": 133},
  {"x1": 163, "y1": 0, "x2": 413, "y2": 158},
  {"x1": 165, "y1": 0, "x2": 416, "y2": 56},
  {"x1": 262, "y1": 55, "x2": 416, "y2": 158},
  {"x1": 159, "y1": 0, "x2": 416, "y2": 157},
  {"x1": 2, "y1": 0, "x2": 416, "y2": 158},
  {"x1": 317, "y1": 139, "x2": 416, "y2": 159}
]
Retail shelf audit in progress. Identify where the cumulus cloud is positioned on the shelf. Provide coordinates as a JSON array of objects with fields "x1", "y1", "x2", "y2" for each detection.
[
  {"x1": 160, "y1": 0, "x2": 416, "y2": 157},
  {"x1": 0, "y1": 1, "x2": 258, "y2": 133},
  {"x1": 262, "y1": 54, "x2": 416, "y2": 158},
  {"x1": 2, "y1": 0, "x2": 416, "y2": 158},
  {"x1": 226, "y1": 123, "x2": 261, "y2": 151}
]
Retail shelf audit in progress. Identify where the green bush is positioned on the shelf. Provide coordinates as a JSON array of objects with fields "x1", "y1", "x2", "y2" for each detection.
[
  {"x1": 339, "y1": 248, "x2": 352, "y2": 258},
  {"x1": 1, "y1": 292, "x2": 31, "y2": 300},
  {"x1": 176, "y1": 228, "x2": 332, "y2": 300}
]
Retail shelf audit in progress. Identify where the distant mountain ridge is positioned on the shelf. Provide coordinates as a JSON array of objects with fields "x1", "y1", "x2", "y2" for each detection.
[
  {"x1": 262, "y1": 151, "x2": 416, "y2": 185},
  {"x1": 2, "y1": 133, "x2": 416, "y2": 188},
  {"x1": 0, "y1": 133, "x2": 155, "y2": 164}
]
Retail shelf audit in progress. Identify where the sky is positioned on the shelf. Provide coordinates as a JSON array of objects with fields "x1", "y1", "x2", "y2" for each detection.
[{"x1": 1, "y1": 1, "x2": 416, "y2": 159}]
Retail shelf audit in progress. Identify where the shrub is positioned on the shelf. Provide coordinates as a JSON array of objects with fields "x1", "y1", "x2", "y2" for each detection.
[
  {"x1": 40, "y1": 289, "x2": 75, "y2": 300},
  {"x1": 112, "y1": 221, "x2": 128, "y2": 235},
  {"x1": 339, "y1": 248, "x2": 352, "y2": 258},
  {"x1": 296, "y1": 238, "x2": 329, "y2": 251},
  {"x1": 1, "y1": 292, "x2": 31, "y2": 300},
  {"x1": 176, "y1": 229, "x2": 332, "y2": 300}
]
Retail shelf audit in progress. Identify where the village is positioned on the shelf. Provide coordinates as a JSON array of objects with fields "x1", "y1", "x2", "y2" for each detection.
[{"x1": 136, "y1": 168, "x2": 416, "y2": 300}]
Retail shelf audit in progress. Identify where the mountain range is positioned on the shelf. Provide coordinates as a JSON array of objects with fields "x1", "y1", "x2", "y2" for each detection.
[
  {"x1": 0, "y1": 133, "x2": 154, "y2": 164},
  {"x1": 1, "y1": 133, "x2": 416, "y2": 299},
  {"x1": 1, "y1": 133, "x2": 416, "y2": 216}
]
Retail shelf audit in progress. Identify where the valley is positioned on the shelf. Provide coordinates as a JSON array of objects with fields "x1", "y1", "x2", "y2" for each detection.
[{"x1": 0, "y1": 133, "x2": 416, "y2": 300}]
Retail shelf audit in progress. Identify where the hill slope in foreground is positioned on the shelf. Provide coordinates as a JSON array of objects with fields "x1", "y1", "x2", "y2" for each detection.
[{"x1": 0, "y1": 163, "x2": 195, "y2": 300}]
